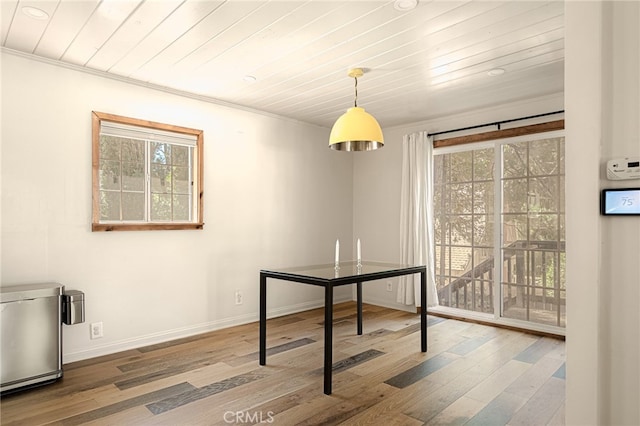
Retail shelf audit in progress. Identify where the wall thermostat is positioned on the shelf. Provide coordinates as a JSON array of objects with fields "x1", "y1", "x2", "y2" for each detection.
[
  {"x1": 601, "y1": 188, "x2": 640, "y2": 215},
  {"x1": 607, "y1": 157, "x2": 640, "y2": 180}
]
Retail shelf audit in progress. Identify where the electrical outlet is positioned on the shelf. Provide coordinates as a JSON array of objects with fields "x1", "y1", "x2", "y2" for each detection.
[
  {"x1": 90, "y1": 322, "x2": 103, "y2": 339},
  {"x1": 386, "y1": 281, "x2": 393, "y2": 292},
  {"x1": 235, "y1": 290, "x2": 243, "y2": 305}
]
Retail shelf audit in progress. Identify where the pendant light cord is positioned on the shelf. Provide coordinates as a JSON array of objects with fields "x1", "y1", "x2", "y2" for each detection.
[{"x1": 354, "y1": 77, "x2": 358, "y2": 107}]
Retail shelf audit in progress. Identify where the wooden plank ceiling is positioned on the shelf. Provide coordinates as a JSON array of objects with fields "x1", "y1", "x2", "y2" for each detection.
[{"x1": 1, "y1": 0, "x2": 564, "y2": 128}]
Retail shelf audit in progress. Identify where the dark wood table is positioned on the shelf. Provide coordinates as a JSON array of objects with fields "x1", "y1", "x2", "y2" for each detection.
[{"x1": 259, "y1": 261, "x2": 427, "y2": 395}]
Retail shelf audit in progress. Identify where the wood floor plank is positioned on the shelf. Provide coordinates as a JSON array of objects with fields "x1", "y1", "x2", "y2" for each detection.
[
  {"x1": 293, "y1": 382, "x2": 395, "y2": 425},
  {"x1": 310, "y1": 349, "x2": 385, "y2": 375},
  {"x1": 385, "y1": 353, "x2": 456, "y2": 388},
  {"x1": 0, "y1": 302, "x2": 565, "y2": 426},
  {"x1": 553, "y1": 363, "x2": 566, "y2": 379},
  {"x1": 214, "y1": 337, "x2": 316, "y2": 367},
  {"x1": 506, "y1": 376, "x2": 566, "y2": 426},
  {"x1": 546, "y1": 400, "x2": 566, "y2": 426},
  {"x1": 342, "y1": 409, "x2": 424, "y2": 426},
  {"x1": 423, "y1": 395, "x2": 486, "y2": 426},
  {"x1": 80, "y1": 405, "x2": 154, "y2": 426},
  {"x1": 60, "y1": 382, "x2": 197, "y2": 425},
  {"x1": 464, "y1": 359, "x2": 532, "y2": 404},
  {"x1": 504, "y1": 356, "x2": 565, "y2": 400},
  {"x1": 145, "y1": 371, "x2": 266, "y2": 415},
  {"x1": 1, "y1": 398, "x2": 100, "y2": 426},
  {"x1": 514, "y1": 337, "x2": 563, "y2": 364},
  {"x1": 447, "y1": 334, "x2": 494, "y2": 356},
  {"x1": 402, "y1": 368, "x2": 489, "y2": 422},
  {"x1": 465, "y1": 391, "x2": 527, "y2": 426}
]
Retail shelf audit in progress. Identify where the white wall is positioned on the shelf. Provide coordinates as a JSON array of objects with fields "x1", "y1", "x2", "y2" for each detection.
[
  {"x1": 0, "y1": 51, "x2": 354, "y2": 362},
  {"x1": 565, "y1": 2, "x2": 640, "y2": 425},
  {"x1": 595, "y1": 1, "x2": 640, "y2": 424},
  {"x1": 564, "y1": 2, "x2": 603, "y2": 424}
]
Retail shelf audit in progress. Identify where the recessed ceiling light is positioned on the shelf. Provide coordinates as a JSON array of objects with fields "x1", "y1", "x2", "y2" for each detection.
[
  {"x1": 394, "y1": 0, "x2": 418, "y2": 11},
  {"x1": 22, "y1": 6, "x2": 49, "y2": 20},
  {"x1": 488, "y1": 68, "x2": 506, "y2": 76},
  {"x1": 243, "y1": 75, "x2": 257, "y2": 83}
]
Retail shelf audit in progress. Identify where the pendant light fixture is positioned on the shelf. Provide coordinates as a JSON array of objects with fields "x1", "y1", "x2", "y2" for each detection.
[{"x1": 329, "y1": 68, "x2": 384, "y2": 151}]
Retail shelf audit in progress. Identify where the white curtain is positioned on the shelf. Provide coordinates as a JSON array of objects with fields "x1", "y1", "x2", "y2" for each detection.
[{"x1": 397, "y1": 131, "x2": 439, "y2": 308}]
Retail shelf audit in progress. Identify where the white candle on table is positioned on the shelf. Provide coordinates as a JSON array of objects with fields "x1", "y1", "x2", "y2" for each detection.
[
  {"x1": 335, "y1": 239, "x2": 340, "y2": 264},
  {"x1": 357, "y1": 238, "x2": 361, "y2": 263}
]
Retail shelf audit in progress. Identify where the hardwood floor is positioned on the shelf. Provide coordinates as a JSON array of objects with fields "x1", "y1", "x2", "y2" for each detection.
[{"x1": 0, "y1": 302, "x2": 565, "y2": 425}]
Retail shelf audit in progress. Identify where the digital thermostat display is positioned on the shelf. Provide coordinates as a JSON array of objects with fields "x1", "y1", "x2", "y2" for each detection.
[{"x1": 601, "y1": 188, "x2": 640, "y2": 215}]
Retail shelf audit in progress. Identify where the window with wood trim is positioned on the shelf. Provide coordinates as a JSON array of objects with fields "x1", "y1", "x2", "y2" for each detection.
[{"x1": 92, "y1": 112, "x2": 204, "y2": 231}]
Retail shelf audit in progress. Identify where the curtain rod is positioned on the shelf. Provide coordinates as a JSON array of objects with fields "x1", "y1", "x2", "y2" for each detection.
[{"x1": 427, "y1": 110, "x2": 565, "y2": 138}]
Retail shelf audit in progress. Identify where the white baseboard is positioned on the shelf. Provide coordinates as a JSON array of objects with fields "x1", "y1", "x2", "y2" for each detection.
[
  {"x1": 63, "y1": 295, "x2": 351, "y2": 364},
  {"x1": 361, "y1": 296, "x2": 416, "y2": 313}
]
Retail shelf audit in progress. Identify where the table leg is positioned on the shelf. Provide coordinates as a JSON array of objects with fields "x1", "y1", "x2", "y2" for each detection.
[
  {"x1": 357, "y1": 282, "x2": 363, "y2": 335},
  {"x1": 324, "y1": 284, "x2": 333, "y2": 395},
  {"x1": 259, "y1": 273, "x2": 267, "y2": 365},
  {"x1": 420, "y1": 269, "x2": 427, "y2": 352}
]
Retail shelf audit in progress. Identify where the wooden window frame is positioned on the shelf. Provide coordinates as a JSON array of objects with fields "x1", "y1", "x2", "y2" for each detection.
[
  {"x1": 92, "y1": 111, "x2": 204, "y2": 232},
  {"x1": 433, "y1": 120, "x2": 564, "y2": 148}
]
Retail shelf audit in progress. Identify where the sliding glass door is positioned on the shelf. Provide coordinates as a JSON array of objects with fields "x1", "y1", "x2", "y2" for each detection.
[{"x1": 433, "y1": 133, "x2": 565, "y2": 330}]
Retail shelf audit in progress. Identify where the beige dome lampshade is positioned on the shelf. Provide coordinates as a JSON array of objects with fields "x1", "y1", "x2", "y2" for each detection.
[{"x1": 329, "y1": 68, "x2": 384, "y2": 151}]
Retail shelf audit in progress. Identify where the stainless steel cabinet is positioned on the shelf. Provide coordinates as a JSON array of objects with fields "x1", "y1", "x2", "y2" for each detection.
[{"x1": 1, "y1": 283, "x2": 63, "y2": 393}]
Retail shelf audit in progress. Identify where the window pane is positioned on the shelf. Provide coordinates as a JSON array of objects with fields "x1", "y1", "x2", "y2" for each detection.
[
  {"x1": 173, "y1": 195, "x2": 190, "y2": 221},
  {"x1": 559, "y1": 139, "x2": 565, "y2": 174},
  {"x1": 450, "y1": 151, "x2": 472, "y2": 182},
  {"x1": 434, "y1": 245, "x2": 449, "y2": 276},
  {"x1": 122, "y1": 162, "x2": 144, "y2": 191},
  {"x1": 559, "y1": 176, "x2": 565, "y2": 213},
  {"x1": 172, "y1": 145, "x2": 189, "y2": 166},
  {"x1": 473, "y1": 181, "x2": 494, "y2": 213},
  {"x1": 503, "y1": 143, "x2": 527, "y2": 178},
  {"x1": 151, "y1": 164, "x2": 172, "y2": 194},
  {"x1": 151, "y1": 142, "x2": 171, "y2": 164},
  {"x1": 99, "y1": 160, "x2": 121, "y2": 190},
  {"x1": 503, "y1": 214, "x2": 528, "y2": 246},
  {"x1": 474, "y1": 215, "x2": 494, "y2": 247},
  {"x1": 100, "y1": 136, "x2": 121, "y2": 160},
  {"x1": 172, "y1": 166, "x2": 190, "y2": 194},
  {"x1": 529, "y1": 214, "x2": 558, "y2": 242},
  {"x1": 151, "y1": 193, "x2": 171, "y2": 221},
  {"x1": 503, "y1": 179, "x2": 527, "y2": 213},
  {"x1": 433, "y1": 155, "x2": 446, "y2": 185},
  {"x1": 122, "y1": 192, "x2": 144, "y2": 220},
  {"x1": 121, "y1": 139, "x2": 144, "y2": 163},
  {"x1": 529, "y1": 177, "x2": 558, "y2": 212},
  {"x1": 473, "y1": 278, "x2": 493, "y2": 313},
  {"x1": 450, "y1": 183, "x2": 472, "y2": 214},
  {"x1": 528, "y1": 138, "x2": 559, "y2": 176},
  {"x1": 450, "y1": 215, "x2": 472, "y2": 245},
  {"x1": 100, "y1": 191, "x2": 120, "y2": 221},
  {"x1": 473, "y1": 148, "x2": 494, "y2": 180}
]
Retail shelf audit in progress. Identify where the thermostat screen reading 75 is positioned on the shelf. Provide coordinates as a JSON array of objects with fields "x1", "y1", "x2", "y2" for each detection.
[{"x1": 601, "y1": 188, "x2": 640, "y2": 215}]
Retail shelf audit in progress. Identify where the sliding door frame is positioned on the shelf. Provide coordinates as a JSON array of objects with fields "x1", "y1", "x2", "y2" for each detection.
[{"x1": 430, "y1": 129, "x2": 565, "y2": 337}]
